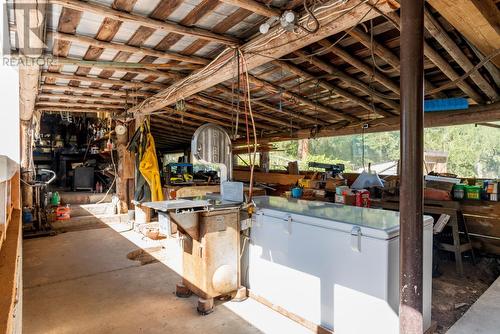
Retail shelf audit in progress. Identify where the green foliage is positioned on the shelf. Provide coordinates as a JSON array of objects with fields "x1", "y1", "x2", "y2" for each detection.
[{"x1": 270, "y1": 123, "x2": 499, "y2": 178}]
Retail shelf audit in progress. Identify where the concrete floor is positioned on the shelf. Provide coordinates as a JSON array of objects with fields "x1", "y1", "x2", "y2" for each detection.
[
  {"x1": 446, "y1": 276, "x2": 500, "y2": 334},
  {"x1": 23, "y1": 222, "x2": 312, "y2": 334}
]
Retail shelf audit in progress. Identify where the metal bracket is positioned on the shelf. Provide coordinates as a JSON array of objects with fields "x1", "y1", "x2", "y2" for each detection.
[
  {"x1": 351, "y1": 226, "x2": 362, "y2": 252},
  {"x1": 284, "y1": 215, "x2": 292, "y2": 235}
]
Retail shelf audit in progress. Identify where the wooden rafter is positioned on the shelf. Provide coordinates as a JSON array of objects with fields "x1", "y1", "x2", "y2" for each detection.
[
  {"x1": 129, "y1": 0, "x2": 400, "y2": 115},
  {"x1": 49, "y1": 0, "x2": 239, "y2": 45},
  {"x1": 219, "y1": 0, "x2": 280, "y2": 18},
  {"x1": 48, "y1": 31, "x2": 209, "y2": 65}
]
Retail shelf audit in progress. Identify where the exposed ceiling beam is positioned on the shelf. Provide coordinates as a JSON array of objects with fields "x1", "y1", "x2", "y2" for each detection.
[
  {"x1": 37, "y1": 93, "x2": 127, "y2": 104},
  {"x1": 41, "y1": 72, "x2": 166, "y2": 91},
  {"x1": 192, "y1": 94, "x2": 299, "y2": 128},
  {"x1": 16, "y1": 0, "x2": 47, "y2": 121},
  {"x1": 36, "y1": 107, "x2": 116, "y2": 113},
  {"x1": 219, "y1": 0, "x2": 280, "y2": 18},
  {"x1": 247, "y1": 75, "x2": 360, "y2": 122},
  {"x1": 348, "y1": 26, "x2": 447, "y2": 99},
  {"x1": 50, "y1": 0, "x2": 239, "y2": 46},
  {"x1": 384, "y1": 11, "x2": 485, "y2": 103},
  {"x1": 129, "y1": 0, "x2": 400, "y2": 115},
  {"x1": 423, "y1": 8, "x2": 498, "y2": 101},
  {"x1": 427, "y1": 0, "x2": 500, "y2": 68},
  {"x1": 214, "y1": 85, "x2": 320, "y2": 125},
  {"x1": 250, "y1": 102, "x2": 500, "y2": 142},
  {"x1": 278, "y1": 55, "x2": 400, "y2": 114},
  {"x1": 40, "y1": 84, "x2": 151, "y2": 98},
  {"x1": 47, "y1": 31, "x2": 209, "y2": 65},
  {"x1": 316, "y1": 39, "x2": 400, "y2": 94},
  {"x1": 36, "y1": 101, "x2": 125, "y2": 109}
]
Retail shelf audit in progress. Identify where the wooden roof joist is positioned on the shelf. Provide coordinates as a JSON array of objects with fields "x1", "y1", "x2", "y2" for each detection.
[
  {"x1": 37, "y1": 93, "x2": 127, "y2": 104},
  {"x1": 49, "y1": 0, "x2": 239, "y2": 46},
  {"x1": 274, "y1": 58, "x2": 398, "y2": 117},
  {"x1": 129, "y1": 0, "x2": 400, "y2": 115},
  {"x1": 247, "y1": 75, "x2": 360, "y2": 122},
  {"x1": 36, "y1": 107, "x2": 116, "y2": 113},
  {"x1": 315, "y1": 39, "x2": 401, "y2": 94},
  {"x1": 36, "y1": 101, "x2": 125, "y2": 110},
  {"x1": 192, "y1": 94, "x2": 300, "y2": 129},
  {"x1": 214, "y1": 85, "x2": 320, "y2": 125},
  {"x1": 255, "y1": 102, "x2": 500, "y2": 143},
  {"x1": 41, "y1": 72, "x2": 166, "y2": 91},
  {"x1": 40, "y1": 84, "x2": 151, "y2": 98},
  {"x1": 47, "y1": 32, "x2": 209, "y2": 65},
  {"x1": 219, "y1": 0, "x2": 280, "y2": 18}
]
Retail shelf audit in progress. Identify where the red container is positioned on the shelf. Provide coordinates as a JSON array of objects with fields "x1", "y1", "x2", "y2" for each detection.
[
  {"x1": 355, "y1": 190, "x2": 371, "y2": 208},
  {"x1": 56, "y1": 206, "x2": 71, "y2": 220}
]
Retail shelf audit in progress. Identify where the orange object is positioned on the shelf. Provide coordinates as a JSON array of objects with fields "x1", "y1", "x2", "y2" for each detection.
[{"x1": 56, "y1": 206, "x2": 71, "y2": 220}]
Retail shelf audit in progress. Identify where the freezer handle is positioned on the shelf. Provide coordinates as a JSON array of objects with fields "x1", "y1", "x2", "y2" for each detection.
[{"x1": 351, "y1": 226, "x2": 362, "y2": 252}]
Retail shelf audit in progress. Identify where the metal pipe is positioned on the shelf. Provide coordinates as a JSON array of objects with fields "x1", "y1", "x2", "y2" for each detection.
[{"x1": 399, "y1": 0, "x2": 425, "y2": 333}]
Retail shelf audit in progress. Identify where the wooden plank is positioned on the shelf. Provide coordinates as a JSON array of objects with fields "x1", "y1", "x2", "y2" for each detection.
[
  {"x1": 50, "y1": 0, "x2": 239, "y2": 45},
  {"x1": 233, "y1": 169, "x2": 303, "y2": 185},
  {"x1": 129, "y1": 0, "x2": 400, "y2": 115},
  {"x1": 427, "y1": 0, "x2": 500, "y2": 67},
  {"x1": 0, "y1": 209, "x2": 21, "y2": 334}
]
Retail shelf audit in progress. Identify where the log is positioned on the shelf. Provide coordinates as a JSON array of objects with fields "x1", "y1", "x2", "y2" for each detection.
[
  {"x1": 36, "y1": 101, "x2": 125, "y2": 109},
  {"x1": 41, "y1": 84, "x2": 151, "y2": 97},
  {"x1": 37, "y1": 93, "x2": 127, "y2": 103}
]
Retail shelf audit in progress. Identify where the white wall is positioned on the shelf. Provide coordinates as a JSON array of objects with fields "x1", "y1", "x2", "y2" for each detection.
[{"x1": 0, "y1": 1, "x2": 20, "y2": 163}]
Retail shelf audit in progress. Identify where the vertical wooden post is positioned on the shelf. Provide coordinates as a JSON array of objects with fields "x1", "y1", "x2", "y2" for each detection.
[
  {"x1": 399, "y1": 0, "x2": 425, "y2": 333},
  {"x1": 20, "y1": 120, "x2": 33, "y2": 207}
]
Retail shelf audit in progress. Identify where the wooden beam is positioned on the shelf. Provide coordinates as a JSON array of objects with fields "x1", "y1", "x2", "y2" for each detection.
[
  {"x1": 50, "y1": 0, "x2": 239, "y2": 46},
  {"x1": 247, "y1": 75, "x2": 360, "y2": 122},
  {"x1": 381, "y1": 11, "x2": 485, "y2": 103},
  {"x1": 219, "y1": 0, "x2": 280, "y2": 18},
  {"x1": 16, "y1": 0, "x2": 47, "y2": 120},
  {"x1": 277, "y1": 56, "x2": 399, "y2": 115},
  {"x1": 275, "y1": 102, "x2": 500, "y2": 140},
  {"x1": 41, "y1": 72, "x2": 166, "y2": 91},
  {"x1": 316, "y1": 39, "x2": 400, "y2": 94},
  {"x1": 40, "y1": 84, "x2": 151, "y2": 98},
  {"x1": 38, "y1": 93, "x2": 126, "y2": 103},
  {"x1": 49, "y1": 56, "x2": 186, "y2": 79},
  {"x1": 36, "y1": 107, "x2": 116, "y2": 113},
  {"x1": 48, "y1": 31, "x2": 209, "y2": 65},
  {"x1": 185, "y1": 102, "x2": 277, "y2": 131},
  {"x1": 423, "y1": 8, "x2": 498, "y2": 101},
  {"x1": 192, "y1": 94, "x2": 300, "y2": 128},
  {"x1": 130, "y1": 0, "x2": 400, "y2": 115},
  {"x1": 427, "y1": 0, "x2": 500, "y2": 68},
  {"x1": 36, "y1": 101, "x2": 125, "y2": 109},
  {"x1": 215, "y1": 85, "x2": 319, "y2": 124},
  {"x1": 348, "y1": 26, "x2": 447, "y2": 99}
]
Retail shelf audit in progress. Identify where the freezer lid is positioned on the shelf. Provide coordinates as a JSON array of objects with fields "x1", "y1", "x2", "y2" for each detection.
[{"x1": 253, "y1": 196, "x2": 433, "y2": 240}]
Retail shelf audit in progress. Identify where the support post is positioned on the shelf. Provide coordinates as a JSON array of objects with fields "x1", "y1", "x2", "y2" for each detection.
[{"x1": 399, "y1": 0, "x2": 425, "y2": 333}]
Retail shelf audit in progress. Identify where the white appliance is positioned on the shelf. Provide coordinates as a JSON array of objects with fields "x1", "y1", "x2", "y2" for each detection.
[{"x1": 247, "y1": 196, "x2": 433, "y2": 334}]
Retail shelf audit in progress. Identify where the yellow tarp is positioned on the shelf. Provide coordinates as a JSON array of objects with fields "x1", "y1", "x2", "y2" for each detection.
[{"x1": 139, "y1": 133, "x2": 164, "y2": 202}]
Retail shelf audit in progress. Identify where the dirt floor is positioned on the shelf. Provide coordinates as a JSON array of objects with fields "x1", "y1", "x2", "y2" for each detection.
[{"x1": 432, "y1": 256, "x2": 500, "y2": 333}]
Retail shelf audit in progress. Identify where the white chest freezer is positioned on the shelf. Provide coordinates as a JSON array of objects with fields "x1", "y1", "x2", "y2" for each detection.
[{"x1": 247, "y1": 196, "x2": 433, "y2": 334}]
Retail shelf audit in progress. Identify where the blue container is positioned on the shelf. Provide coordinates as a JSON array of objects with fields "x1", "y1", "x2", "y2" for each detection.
[
  {"x1": 291, "y1": 187, "x2": 303, "y2": 198},
  {"x1": 22, "y1": 208, "x2": 33, "y2": 224},
  {"x1": 424, "y1": 98, "x2": 468, "y2": 112}
]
